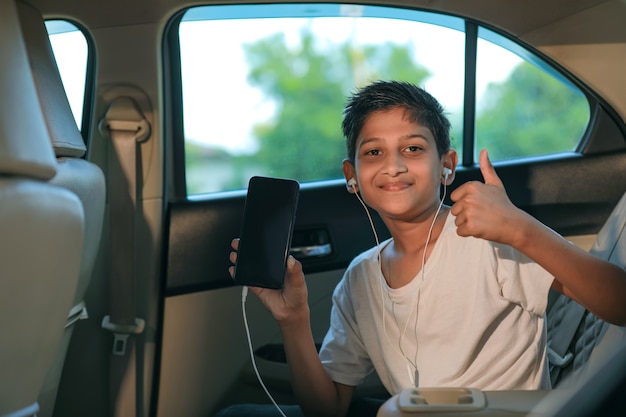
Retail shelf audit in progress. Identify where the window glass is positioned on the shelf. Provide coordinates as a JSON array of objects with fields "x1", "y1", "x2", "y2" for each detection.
[
  {"x1": 475, "y1": 27, "x2": 589, "y2": 161},
  {"x1": 45, "y1": 20, "x2": 88, "y2": 129},
  {"x1": 179, "y1": 4, "x2": 465, "y2": 195},
  {"x1": 178, "y1": 4, "x2": 592, "y2": 196}
]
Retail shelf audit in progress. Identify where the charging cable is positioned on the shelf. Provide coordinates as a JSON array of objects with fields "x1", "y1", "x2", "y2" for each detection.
[{"x1": 241, "y1": 286, "x2": 288, "y2": 417}]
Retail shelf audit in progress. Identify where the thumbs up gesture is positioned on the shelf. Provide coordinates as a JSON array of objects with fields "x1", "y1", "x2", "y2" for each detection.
[{"x1": 450, "y1": 149, "x2": 522, "y2": 244}]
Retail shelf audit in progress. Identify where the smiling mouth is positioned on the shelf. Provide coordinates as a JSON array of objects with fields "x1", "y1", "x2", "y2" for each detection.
[{"x1": 381, "y1": 182, "x2": 411, "y2": 191}]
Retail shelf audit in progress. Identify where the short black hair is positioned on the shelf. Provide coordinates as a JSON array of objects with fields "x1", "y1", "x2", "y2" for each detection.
[{"x1": 342, "y1": 80, "x2": 451, "y2": 163}]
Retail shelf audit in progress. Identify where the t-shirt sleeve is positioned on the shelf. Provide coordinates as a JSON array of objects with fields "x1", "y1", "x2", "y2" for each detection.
[
  {"x1": 494, "y1": 242, "x2": 554, "y2": 316},
  {"x1": 318, "y1": 271, "x2": 374, "y2": 387}
]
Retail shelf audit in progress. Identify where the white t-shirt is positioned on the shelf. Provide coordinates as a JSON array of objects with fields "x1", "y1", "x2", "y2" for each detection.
[{"x1": 319, "y1": 213, "x2": 554, "y2": 394}]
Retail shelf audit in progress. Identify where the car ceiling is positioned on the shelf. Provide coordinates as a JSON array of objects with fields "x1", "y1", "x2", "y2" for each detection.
[{"x1": 27, "y1": 0, "x2": 620, "y2": 41}]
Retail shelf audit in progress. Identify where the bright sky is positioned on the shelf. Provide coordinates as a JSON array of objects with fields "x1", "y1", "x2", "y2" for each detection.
[{"x1": 48, "y1": 30, "x2": 88, "y2": 127}]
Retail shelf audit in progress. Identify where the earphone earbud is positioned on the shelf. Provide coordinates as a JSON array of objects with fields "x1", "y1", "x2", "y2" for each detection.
[
  {"x1": 347, "y1": 178, "x2": 357, "y2": 191},
  {"x1": 443, "y1": 167, "x2": 452, "y2": 180}
]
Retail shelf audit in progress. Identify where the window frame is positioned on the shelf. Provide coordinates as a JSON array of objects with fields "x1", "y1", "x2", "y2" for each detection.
[{"x1": 165, "y1": 2, "x2": 604, "y2": 200}]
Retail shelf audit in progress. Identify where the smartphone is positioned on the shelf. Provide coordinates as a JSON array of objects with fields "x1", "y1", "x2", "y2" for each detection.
[{"x1": 234, "y1": 176, "x2": 300, "y2": 289}]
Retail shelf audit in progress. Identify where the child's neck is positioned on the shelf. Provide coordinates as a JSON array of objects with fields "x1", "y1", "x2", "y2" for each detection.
[
  {"x1": 388, "y1": 206, "x2": 449, "y2": 251},
  {"x1": 382, "y1": 207, "x2": 449, "y2": 288}
]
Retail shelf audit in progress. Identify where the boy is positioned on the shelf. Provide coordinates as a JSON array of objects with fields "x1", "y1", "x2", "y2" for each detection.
[{"x1": 226, "y1": 80, "x2": 626, "y2": 417}]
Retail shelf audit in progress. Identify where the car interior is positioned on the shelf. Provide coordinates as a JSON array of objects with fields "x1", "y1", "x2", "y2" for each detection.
[
  {"x1": 17, "y1": 3, "x2": 107, "y2": 415},
  {"x1": 0, "y1": 1, "x2": 84, "y2": 414},
  {"x1": 0, "y1": 0, "x2": 625, "y2": 416}
]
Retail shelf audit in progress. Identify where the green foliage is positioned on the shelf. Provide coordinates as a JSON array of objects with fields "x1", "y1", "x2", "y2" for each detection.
[
  {"x1": 476, "y1": 62, "x2": 589, "y2": 160},
  {"x1": 241, "y1": 26, "x2": 431, "y2": 182}
]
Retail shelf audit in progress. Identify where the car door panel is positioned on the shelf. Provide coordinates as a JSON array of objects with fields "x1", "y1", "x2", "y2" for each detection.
[{"x1": 165, "y1": 182, "x2": 390, "y2": 296}]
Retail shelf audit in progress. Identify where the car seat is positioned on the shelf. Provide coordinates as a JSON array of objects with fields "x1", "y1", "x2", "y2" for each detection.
[
  {"x1": 15, "y1": 2, "x2": 107, "y2": 416},
  {"x1": 529, "y1": 337, "x2": 626, "y2": 417},
  {"x1": 0, "y1": 0, "x2": 84, "y2": 415},
  {"x1": 546, "y1": 190, "x2": 626, "y2": 388}
]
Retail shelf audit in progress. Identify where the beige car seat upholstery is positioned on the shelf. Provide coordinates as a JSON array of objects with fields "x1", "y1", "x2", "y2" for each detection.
[
  {"x1": 530, "y1": 338, "x2": 626, "y2": 417},
  {"x1": 15, "y1": 2, "x2": 107, "y2": 416},
  {"x1": 532, "y1": 197, "x2": 626, "y2": 414},
  {"x1": 0, "y1": 0, "x2": 84, "y2": 416},
  {"x1": 547, "y1": 191, "x2": 626, "y2": 388}
]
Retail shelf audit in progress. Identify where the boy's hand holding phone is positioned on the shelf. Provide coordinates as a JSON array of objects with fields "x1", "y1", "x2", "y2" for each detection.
[
  {"x1": 229, "y1": 238, "x2": 309, "y2": 324},
  {"x1": 233, "y1": 176, "x2": 299, "y2": 289},
  {"x1": 228, "y1": 176, "x2": 309, "y2": 323}
]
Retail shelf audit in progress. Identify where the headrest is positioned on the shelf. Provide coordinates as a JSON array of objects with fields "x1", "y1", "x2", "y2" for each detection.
[
  {"x1": 17, "y1": 0, "x2": 87, "y2": 158},
  {"x1": 0, "y1": 0, "x2": 56, "y2": 180}
]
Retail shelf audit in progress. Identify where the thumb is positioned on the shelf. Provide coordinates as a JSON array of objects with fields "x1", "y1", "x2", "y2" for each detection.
[
  {"x1": 285, "y1": 255, "x2": 303, "y2": 282},
  {"x1": 479, "y1": 149, "x2": 503, "y2": 188},
  {"x1": 287, "y1": 254, "x2": 298, "y2": 270}
]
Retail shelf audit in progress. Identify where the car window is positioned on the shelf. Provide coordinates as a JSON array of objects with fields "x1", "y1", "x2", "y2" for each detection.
[
  {"x1": 178, "y1": 4, "x2": 465, "y2": 195},
  {"x1": 45, "y1": 20, "x2": 88, "y2": 130},
  {"x1": 475, "y1": 27, "x2": 589, "y2": 161},
  {"x1": 176, "y1": 3, "x2": 590, "y2": 196}
]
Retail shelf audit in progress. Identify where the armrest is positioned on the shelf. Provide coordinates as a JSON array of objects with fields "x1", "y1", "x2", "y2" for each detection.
[{"x1": 377, "y1": 389, "x2": 551, "y2": 417}]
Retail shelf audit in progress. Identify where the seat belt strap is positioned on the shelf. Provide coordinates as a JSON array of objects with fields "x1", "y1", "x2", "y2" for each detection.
[
  {"x1": 547, "y1": 297, "x2": 586, "y2": 386},
  {"x1": 99, "y1": 96, "x2": 149, "y2": 417}
]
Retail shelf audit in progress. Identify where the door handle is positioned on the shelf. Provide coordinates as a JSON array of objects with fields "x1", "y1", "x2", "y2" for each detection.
[
  {"x1": 290, "y1": 243, "x2": 332, "y2": 258},
  {"x1": 290, "y1": 227, "x2": 332, "y2": 259}
]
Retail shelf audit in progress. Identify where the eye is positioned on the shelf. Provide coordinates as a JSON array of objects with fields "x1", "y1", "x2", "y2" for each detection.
[
  {"x1": 404, "y1": 145, "x2": 424, "y2": 153},
  {"x1": 364, "y1": 148, "x2": 380, "y2": 156}
]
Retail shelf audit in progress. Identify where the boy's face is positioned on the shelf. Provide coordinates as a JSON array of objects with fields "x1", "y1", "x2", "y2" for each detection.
[{"x1": 344, "y1": 107, "x2": 455, "y2": 222}]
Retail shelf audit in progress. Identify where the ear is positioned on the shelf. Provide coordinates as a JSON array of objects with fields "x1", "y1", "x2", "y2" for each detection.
[
  {"x1": 441, "y1": 150, "x2": 458, "y2": 185},
  {"x1": 342, "y1": 159, "x2": 357, "y2": 193}
]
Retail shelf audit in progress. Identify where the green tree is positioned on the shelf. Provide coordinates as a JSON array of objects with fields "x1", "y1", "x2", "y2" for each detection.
[
  {"x1": 476, "y1": 62, "x2": 589, "y2": 160},
  {"x1": 238, "y1": 25, "x2": 431, "y2": 183}
]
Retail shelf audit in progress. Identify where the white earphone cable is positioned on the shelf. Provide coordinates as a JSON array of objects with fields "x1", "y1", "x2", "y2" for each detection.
[
  {"x1": 352, "y1": 183, "x2": 415, "y2": 382},
  {"x1": 241, "y1": 286, "x2": 288, "y2": 417},
  {"x1": 350, "y1": 174, "x2": 448, "y2": 386}
]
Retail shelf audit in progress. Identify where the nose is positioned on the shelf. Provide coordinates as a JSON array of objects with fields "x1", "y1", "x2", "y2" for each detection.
[{"x1": 384, "y1": 150, "x2": 408, "y2": 176}]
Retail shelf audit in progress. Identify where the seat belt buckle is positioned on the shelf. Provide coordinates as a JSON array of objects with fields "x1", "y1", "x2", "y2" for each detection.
[
  {"x1": 101, "y1": 315, "x2": 145, "y2": 356},
  {"x1": 112, "y1": 333, "x2": 130, "y2": 356},
  {"x1": 547, "y1": 345, "x2": 574, "y2": 367}
]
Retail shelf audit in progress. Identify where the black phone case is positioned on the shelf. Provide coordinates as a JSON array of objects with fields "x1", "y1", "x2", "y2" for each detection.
[{"x1": 234, "y1": 176, "x2": 300, "y2": 289}]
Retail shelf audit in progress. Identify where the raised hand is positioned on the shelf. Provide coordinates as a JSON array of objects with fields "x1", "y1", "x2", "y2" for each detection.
[{"x1": 450, "y1": 149, "x2": 524, "y2": 245}]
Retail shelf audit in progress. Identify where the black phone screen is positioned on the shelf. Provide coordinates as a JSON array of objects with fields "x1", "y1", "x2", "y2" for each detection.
[{"x1": 234, "y1": 176, "x2": 300, "y2": 289}]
